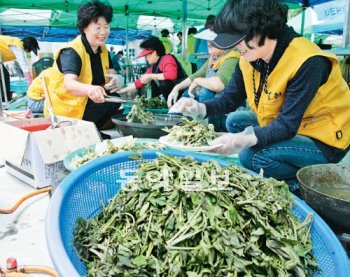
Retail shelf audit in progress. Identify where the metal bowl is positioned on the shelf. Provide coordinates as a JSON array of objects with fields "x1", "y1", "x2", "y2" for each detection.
[
  {"x1": 112, "y1": 114, "x2": 183, "y2": 139},
  {"x1": 297, "y1": 164, "x2": 350, "y2": 231}
]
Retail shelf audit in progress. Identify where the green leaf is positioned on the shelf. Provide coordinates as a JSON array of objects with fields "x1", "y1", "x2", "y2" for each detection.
[
  {"x1": 117, "y1": 255, "x2": 133, "y2": 267},
  {"x1": 139, "y1": 202, "x2": 150, "y2": 217},
  {"x1": 132, "y1": 255, "x2": 148, "y2": 267},
  {"x1": 227, "y1": 207, "x2": 238, "y2": 225},
  {"x1": 191, "y1": 193, "x2": 201, "y2": 206}
]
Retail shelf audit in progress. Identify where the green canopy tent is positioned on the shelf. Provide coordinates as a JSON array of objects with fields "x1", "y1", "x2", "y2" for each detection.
[
  {"x1": 0, "y1": 0, "x2": 346, "y2": 57},
  {"x1": 0, "y1": 0, "x2": 331, "y2": 31},
  {"x1": 0, "y1": 0, "x2": 226, "y2": 30}
]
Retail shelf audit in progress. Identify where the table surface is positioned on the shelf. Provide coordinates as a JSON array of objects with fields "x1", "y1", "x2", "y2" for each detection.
[
  {"x1": 0, "y1": 162, "x2": 53, "y2": 275},
  {"x1": 325, "y1": 47, "x2": 350, "y2": 56}
]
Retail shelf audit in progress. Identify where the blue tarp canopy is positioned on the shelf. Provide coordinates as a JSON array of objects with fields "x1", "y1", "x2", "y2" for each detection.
[
  {"x1": 286, "y1": 0, "x2": 333, "y2": 6},
  {"x1": 0, "y1": 26, "x2": 151, "y2": 45}
]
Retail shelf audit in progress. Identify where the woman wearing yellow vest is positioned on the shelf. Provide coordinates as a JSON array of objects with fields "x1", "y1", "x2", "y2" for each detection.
[
  {"x1": 169, "y1": 0, "x2": 350, "y2": 191},
  {"x1": 45, "y1": 1, "x2": 122, "y2": 139},
  {"x1": 0, "y1": 35, "x2": 39, "y2": 101},
  {"x1": 26, "y1": 67, "x2": 55, "y2": 113},
  {"x1": 168, "y1": 29, "x2": 240, "y2": 131}
]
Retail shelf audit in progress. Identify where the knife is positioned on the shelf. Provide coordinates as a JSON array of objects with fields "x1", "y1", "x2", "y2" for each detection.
[{"x1": 104, "y1": 95, "x2": 135, "y2": 104}]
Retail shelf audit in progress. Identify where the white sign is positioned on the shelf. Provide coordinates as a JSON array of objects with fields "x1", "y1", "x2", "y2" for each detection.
[{"x1": 314, "y1": 0, "x2": 346, "y2": 21}]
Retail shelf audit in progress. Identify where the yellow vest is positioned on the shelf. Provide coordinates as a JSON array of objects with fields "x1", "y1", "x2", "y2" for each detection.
[
  {"x1": 0, "y1": 35, "x2": 24, "y2": 62},
  {"x1": 240, "y1": 37, "x2": 350, "y2": 149},
  {"x1": 160, "y1": 37, "x2": 172, "y2": 54},
  {"x1": 212, "y1": 50, "x2": 240, "y2": 69},
  {"x1": 44, "y1": 36, "x2": 110, "y2": 119},
  {"x1": 187, "y1": 35, "x2": 196, "y2": 55},
  {"x1": 27, "y1": 67, "x2": 55, "y2": 100}
]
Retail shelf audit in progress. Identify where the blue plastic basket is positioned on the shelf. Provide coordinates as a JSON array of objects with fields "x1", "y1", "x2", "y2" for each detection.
[
  {"x1": 46, "y1": 150, "x2": 350, "y2": 277},
  {"x1": 10, "y1": 80, "x2": 28, "y2": 95}
]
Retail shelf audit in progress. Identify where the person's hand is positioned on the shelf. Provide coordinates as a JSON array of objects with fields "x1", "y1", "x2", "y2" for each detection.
[
  {"x1": 104, "y1": 74, "x2": 123, "y2": 93},
  {"x1": 140, "y1": 74, "x2": 155, "y2": 85},
  {"x1": 209, "y1": 126, "x2": 258, "y2": 155},
  {"x1": 169, "y1": 98, "x2": 206, "y2": 120},
  {"x1": 87, "y1": 85, "x2": 106, "y2": 103},
  {"x1": 188, "y1": 81, "x2": 200, "y2": 98},
  {"x1": 167, "y1": 86, "x2": 180, "y2": 107}
]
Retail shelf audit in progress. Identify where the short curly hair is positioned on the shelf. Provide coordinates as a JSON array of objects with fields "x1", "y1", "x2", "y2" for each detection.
[
  {"x1": 140, "y1": 36, "x2": 165, "y2": 57},
  {"x1": 77, "y1": 1, "x2": 113, "y2": 33},
  {"x1": 214, "y1": 0, "x2": 288, "y2": 47}
]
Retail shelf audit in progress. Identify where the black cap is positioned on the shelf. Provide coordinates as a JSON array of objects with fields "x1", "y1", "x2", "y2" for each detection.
[
  {"x1": 195, "y1": 29, "x2": 246, "y2": 50},
  {"x1": 22, "y1": 36, "x2": 40, "y2": 55},
  {"x1": 211, "y1": 33, "x2": 246, "y2": 50}
]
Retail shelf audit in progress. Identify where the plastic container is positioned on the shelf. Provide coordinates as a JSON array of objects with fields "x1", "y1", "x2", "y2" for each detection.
[
  {"x1": 112, "y1": 114, "x2": 182, "y2": 138},
  {"x1": 297, "y1": 164, "x2": 350, "y2": 230},
  {"x1": 19, "y1": 123, "x2": 51, "y2": 132},
  {"x1": 47, "y1": 150, "x2": 350, "y2": 277},
  {"x1": 10, "y1": 80, "x2": 28, "y2": 95}
]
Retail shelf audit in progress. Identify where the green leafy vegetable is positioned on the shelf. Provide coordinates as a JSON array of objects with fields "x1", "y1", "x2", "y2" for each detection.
[
  {"x1": 163, "y1": 118, "x2": 216, "y2": 146},
  {"x1": 74, "y1": 153, "x2": 318, "y2": 276}
]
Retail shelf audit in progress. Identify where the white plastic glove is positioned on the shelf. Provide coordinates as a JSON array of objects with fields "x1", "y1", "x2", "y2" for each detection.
[
  {"x1": 167, "y1": 86, "x2": 180, "y2": 107},
  {"x1": 209, "y1": 126, "x2": 258, "y2": 155},
  {"x1": 104, "y1": 74, "x2": 123, "y2": 93},
  {"x1": 168, "y1": 98, "x2": 206, "y2": 120}
]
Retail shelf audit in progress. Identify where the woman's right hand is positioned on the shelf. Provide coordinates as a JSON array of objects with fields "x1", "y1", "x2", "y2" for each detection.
[
  {"x1": 167, "y1": 86, "x2": 180, "y2": 108},
  {"x1": 87, "y1": 85, "x2": 106, "y2": 103}
]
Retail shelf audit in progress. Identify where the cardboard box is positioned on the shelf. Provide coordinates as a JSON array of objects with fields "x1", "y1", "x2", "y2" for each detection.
[{"x1": 0, "y1": 117, "x2": 101, "y2": 188}]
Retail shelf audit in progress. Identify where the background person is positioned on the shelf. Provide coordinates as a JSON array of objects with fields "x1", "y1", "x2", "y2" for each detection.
[
  {"x1": 159, "y1": 29, "x2": 173, "y2": 54},
  {"x1": 112, "y1": 50, "x2": 124, "y2": 74},
  {"x1": 187, "y1": 28, "x2": 197, "y2": 56},
  {"x1": 109, "y1": 46, "x2": 115, "y2": 59},
  {"x1": 170, "y1": 0, "x2": 350, "y2": 191},
  {"x1": 168, "y1": 29, "x2": 240, "y2": 131},
  {"x1": 194, "y1": 15, "x2": 216, "y2": 70},
  {"x1": 116, "y1": 36, "x2": 187, "y2": 100},
  {"x1": 0, "y1": 35, "x2": 39, "y2": 102},
  {"x1": 187, "y1": 27, "x2": 198, "y2": 74},
  {"x1": 195, "y1": 15, "x2": 216, "y2": 54},
  {"x1": 44, "y1": 0, "x2": 122, "y2": 139},
  {"x1": 176, "y1": 32, "x2": 183, "y2": 54},
  {"x1": 26, "y1": 67, "x2": 55, "y2": 113}
]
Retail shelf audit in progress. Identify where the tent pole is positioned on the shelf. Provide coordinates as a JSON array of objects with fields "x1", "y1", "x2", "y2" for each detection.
[
  {"x1": 182, "y1": 0, "x2": 188, "y2": 60},
  {"x1": 0, "y1": 53, "x2": 8, "y2": 117},
  {"x1": 342, "y1": 0, "x2": 350, "y2": 48},
  {"x1": 300, "y1": 5, "x2": 306, "y2": 36},
  {"x1": 125, "y1": 5, "x2": 130, "y2": 85}
]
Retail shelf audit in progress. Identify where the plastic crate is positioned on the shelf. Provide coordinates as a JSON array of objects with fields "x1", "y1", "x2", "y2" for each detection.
[{"x1": 46, "y1": 150, "x2": 350, "y2": 277}]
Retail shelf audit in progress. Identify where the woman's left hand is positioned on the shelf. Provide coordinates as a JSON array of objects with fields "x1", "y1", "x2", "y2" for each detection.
[
  {"x1": 209, "y1": 127, "x2": 258, "y2": 155},
  {"x1": 104, "y1": 74, "x2": 123, "y2": 93}
]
